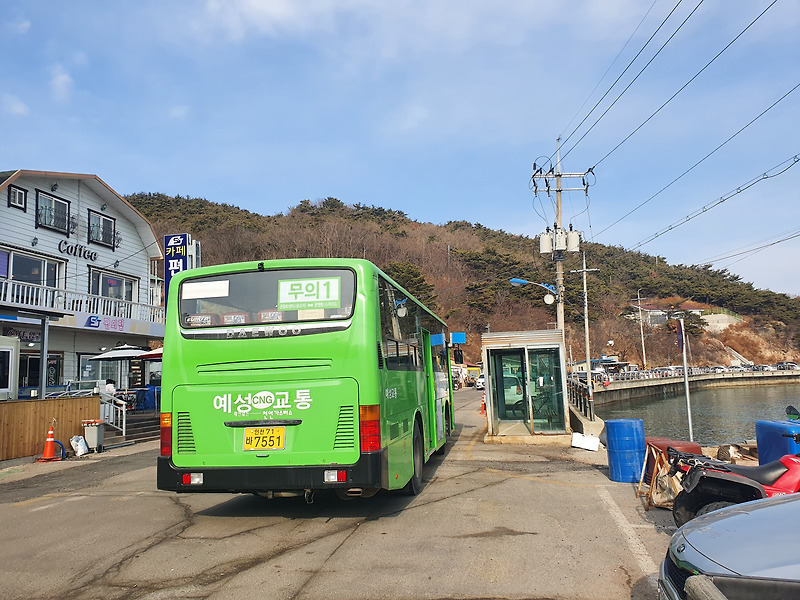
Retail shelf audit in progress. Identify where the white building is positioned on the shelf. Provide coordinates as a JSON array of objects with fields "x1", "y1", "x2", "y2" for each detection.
[{"x1": 0, "y1": 170, "x2": 164, "y2": 399}]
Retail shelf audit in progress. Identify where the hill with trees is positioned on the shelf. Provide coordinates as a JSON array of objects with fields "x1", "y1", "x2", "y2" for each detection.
[{"x1": 126, "y1": 192, "x2": 800, "y2": 367}]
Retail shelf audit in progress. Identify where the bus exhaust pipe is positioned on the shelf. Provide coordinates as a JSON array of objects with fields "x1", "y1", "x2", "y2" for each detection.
[
  {"x1": 345, "y1": 487, "x2": 379, "y2": 498},
  {"x1": 304, "y1": 490, "x2": 314, "y2": 504}
]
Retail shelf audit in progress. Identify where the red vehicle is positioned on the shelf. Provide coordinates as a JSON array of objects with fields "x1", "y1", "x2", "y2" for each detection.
[{"x1": 667, "y1": 439, "x2": 800, "y2": 526}]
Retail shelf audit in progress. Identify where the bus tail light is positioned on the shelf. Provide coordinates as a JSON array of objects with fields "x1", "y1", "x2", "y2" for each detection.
[
  {"x1": 160, "y1": 412, "x2": 172, "y2": 456},
  {"x1": 359, "y1": 404, "x2": 381, "y2": 452},
  {"x1": 181, "y1": 473, "x2": 203, "y2": 485},
  {"x1": 324, "y1": 469, "x2": 348, "y2": 483}
]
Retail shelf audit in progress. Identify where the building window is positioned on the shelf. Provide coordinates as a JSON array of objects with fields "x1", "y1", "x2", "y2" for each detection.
[
  {"x1": 90, "y1": 269, "x2": 136, "y2": 302},
  {"x1": 0, "y1": 248, "x2": 60, "y2": 287},
  {"x1": 35, "y1": 190, "x2": 71, "y2": 234},
  {"x1": 88, "y1": 210, "x2": 116, "y2": 248},
  {"x1": 19, "y1": 353, "x2": 62, "y2": 388},
  {"x1": 8, "y1": 185, "x2": 27, "y2": 211}
]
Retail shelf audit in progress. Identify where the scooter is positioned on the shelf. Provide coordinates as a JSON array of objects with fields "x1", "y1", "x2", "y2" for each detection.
[{"x1": 667, "y1": 433, "x2": 800, "y2": 527}]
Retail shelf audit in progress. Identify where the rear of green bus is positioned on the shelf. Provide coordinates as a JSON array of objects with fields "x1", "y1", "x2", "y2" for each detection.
[{"x1": 156, "y1": 258, "x2": 447, "y2": 498}]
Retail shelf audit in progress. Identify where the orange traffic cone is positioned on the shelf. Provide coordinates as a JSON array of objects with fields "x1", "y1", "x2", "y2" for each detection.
[
  {"x1": 37, "y1": 426, "x2": 61, "y2": 462},
  {"x1": 480, "y1": 393, "x2": 486, "y2": 415}
]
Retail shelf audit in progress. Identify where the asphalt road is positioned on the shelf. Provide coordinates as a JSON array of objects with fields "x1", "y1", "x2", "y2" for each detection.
[{"x1": 0, "y1": 389, "x2": 676, "y2": 600}]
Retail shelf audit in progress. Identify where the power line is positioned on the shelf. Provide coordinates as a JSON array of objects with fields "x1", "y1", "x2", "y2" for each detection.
[
  {"x1": 701, "y1": 224, "x2": 800, "y2": 263},
  {"x1": 593, "y1": 79, "x2": 800, "y2": 239},
  {"x1": 631, "y1": 154, "x2": 800, "y2": 249},
  {"x1": 56, "y1": 238, "x2": 163, "y2": 286},
  {"x1": 587, "y1": 0, "x2": 778, "y2": 169},
  {"x1": 560, "y1": 0, "x2": 702, "y2": 164},
  {"x1": 700, "y1": 227, "x2": 800, "y2": 267},
  {"x1": 558, "y1": 0, "x2": 675, "y2": 148}
]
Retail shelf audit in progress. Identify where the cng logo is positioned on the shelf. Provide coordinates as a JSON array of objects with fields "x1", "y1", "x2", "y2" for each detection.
[
  {"x1": 251, "y1": 391, "x2": 275, "y2": 409},
  {"x1": 84, "y1": 316, "x2": 101, "y2": 328}
]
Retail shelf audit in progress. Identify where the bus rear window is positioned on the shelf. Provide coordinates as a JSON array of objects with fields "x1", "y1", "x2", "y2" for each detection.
[{"x1": 179, "y1": 268, "x2": 356, "y2": 328}]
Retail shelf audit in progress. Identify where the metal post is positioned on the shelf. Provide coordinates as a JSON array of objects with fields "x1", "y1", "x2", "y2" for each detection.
[
  {"x1": 38, "y1": 316, "x2": 50, "y2": 401},
  {"x1": 680, "y1": 318, "x2": 694, "y2": 441},
  {"x1": 637, "y1": 289, "x2": 647, "y2": 370},
  {"x1": 581, "y1": 254, "x2": 594, "y2": 420},
  {"x1": 571, "y1": 254, "x2": 599, "y2": 421}
]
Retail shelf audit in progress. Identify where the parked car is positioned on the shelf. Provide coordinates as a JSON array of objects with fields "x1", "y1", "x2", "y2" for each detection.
[
  {"x1": 659, "y1": 494, "x2": 800, "y2": 600},
  {"x1": 777, "y1": 361, "x2": 799, "y2": 370},
  {"x1": 651, "y1": 366, "x2": 679, "y2": 376},
  {"x1": 710, "y1": 365, "x2": 727, "y2": 373},
  {"x1": 503, "y1": 375, "x2": 522, "y2": 397},
  {"x1": 475, "y1": 374, "x2": 485, "y2": 390},
  {"x1": 572, "y1": 368, "x2": 606, "y2": 381}
]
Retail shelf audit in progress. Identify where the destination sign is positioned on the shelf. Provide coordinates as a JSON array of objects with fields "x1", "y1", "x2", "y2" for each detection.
[{"x1": 277, "y1": 277, "x2": 340, "y2": 311}]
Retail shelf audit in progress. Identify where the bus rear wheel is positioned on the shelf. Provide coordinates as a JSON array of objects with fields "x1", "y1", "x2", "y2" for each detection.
[{"x1": 402, "y1": 422, "x2": 423, "y2": 495}]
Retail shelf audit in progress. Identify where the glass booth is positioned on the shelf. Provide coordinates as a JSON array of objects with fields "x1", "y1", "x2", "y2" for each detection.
[{"x1": 482, "y1": 331, "x2": 569, "y2": 435}]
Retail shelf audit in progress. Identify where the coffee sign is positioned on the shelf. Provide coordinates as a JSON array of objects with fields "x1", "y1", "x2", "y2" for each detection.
[{"x1": 58, "y1": 240, "x2": 98, "y2": 262}]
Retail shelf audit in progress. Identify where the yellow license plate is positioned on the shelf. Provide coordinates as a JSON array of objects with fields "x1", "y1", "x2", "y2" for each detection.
[{"x1": 243, "y1": 427, "x2": 285, "y2": 451}]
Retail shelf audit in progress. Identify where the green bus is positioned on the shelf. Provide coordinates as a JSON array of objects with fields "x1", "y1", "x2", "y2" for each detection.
[{"x1": 157, "y1": 258, "x2": 454, "y2": 500}]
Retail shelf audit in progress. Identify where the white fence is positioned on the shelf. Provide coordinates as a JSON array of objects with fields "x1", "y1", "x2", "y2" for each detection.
[{"x1": 0, "y1": 279, "x2": 163, "y2": 323}]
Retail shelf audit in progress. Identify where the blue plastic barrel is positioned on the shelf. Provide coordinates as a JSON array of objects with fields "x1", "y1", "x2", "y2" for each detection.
[
  {"x1": 755, "y1": 420, "x2": 800, "y2": 465},
  {"x1": 605, "y1": 419, "x2": 646, "y2": 482}
]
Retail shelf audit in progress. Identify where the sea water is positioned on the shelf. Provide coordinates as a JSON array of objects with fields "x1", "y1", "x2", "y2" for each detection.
[{"x1": 595, "y1": 383, "x2": 800, "y2": 446}]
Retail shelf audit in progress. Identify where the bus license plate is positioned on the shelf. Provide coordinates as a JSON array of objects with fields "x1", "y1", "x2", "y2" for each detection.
[{"x1": 243, "y1": 427, "x2": 285, "y2": 451}]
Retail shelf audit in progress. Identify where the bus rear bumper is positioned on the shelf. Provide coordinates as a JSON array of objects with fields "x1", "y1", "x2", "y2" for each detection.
[{"x1": 157, "y1": 451, "x2": 389, "y2": 493}]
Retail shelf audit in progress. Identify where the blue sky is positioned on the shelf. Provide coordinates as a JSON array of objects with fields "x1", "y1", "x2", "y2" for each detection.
[{"x1": 2, "y1": 1, "x2": 799, "y2": 295}]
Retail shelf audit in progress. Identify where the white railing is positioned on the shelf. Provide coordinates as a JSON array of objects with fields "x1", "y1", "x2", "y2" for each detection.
[
  {"x1": 99, "y1": 392, "x2": 127, "y2": 436},
  {"x1": 0, "y1": 279, "x2": 164, "y2": 323}
]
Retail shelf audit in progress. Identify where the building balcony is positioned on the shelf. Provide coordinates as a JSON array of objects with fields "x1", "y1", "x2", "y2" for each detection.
[{"x1": 0, "y1": 279, "x2": 164, "y2": 326}]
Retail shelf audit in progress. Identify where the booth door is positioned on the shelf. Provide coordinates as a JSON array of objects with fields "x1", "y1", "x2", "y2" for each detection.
[
  {"x1": 527, "y1": 347, "x2": 566, "y2": 433},
  {"x1": 488, "y1": 349, "x2": 529, "y2": 425},
  {"x1": 0, "y1": 335, "x2": 20, "y2": 401}
]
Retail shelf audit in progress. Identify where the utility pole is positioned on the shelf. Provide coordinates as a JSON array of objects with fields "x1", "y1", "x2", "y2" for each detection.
[
  {"x1": 571, "y1": 253, "x2": 599, "y2": 420},
  {"x1": 533, "y1": 138, "x2": 592, "y2": 333},
  {"x1": 555, "y1": 144, "x2": 565, "y2": 331}
]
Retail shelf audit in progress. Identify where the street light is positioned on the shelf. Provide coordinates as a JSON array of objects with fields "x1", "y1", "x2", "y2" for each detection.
[
  {"x1": 570, "y1": 253, "x2": 599, "y2": 421},
  {"x1": 637, "y1": 289, "x2": 647, "y2": 371},
  {"x1": 509, "y1": 278, "x2": 558, "y2": 305}
]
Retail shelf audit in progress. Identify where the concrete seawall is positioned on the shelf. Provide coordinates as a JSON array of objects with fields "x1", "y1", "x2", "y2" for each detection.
[{"x1": 593, "y1": 371, "x2": 800, "y2": 405}]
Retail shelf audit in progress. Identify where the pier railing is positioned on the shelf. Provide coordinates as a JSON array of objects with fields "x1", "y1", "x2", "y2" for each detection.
[
  {"x1": 568, "y1": 378, "x2": 595, "y2": 421},
  {"x1": 587, "y1": 368, "x2": 800, "y2": 405}
]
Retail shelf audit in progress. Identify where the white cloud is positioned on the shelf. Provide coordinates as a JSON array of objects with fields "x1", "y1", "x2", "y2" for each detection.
[
  {"x1": 1, "y1": 93, "x2": 29, "y2": 116},
  {"x1": 382, "y1": 103, "x2": 430, "y2": 135},
  {"x1": 50, "y1": 64, "x2": 73, "y2": 102},
  {"x1": 198, "y1": 0, "x2": 355, "y2": 40},
  {"x1": 193, "y1": 0, "x2": 642, "y2": 50},
  {"x1": 6, "y1": 19, "x2": 31, "y2": 35},
  {"x1": 169, "y1": 105, "x2": 190, "y2": 119},
  {"x1": 72, "y1": 52, "x2": 89, "y2": 68}
]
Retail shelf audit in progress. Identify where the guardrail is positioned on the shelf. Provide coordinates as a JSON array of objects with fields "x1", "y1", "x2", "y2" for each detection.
[
  {"x1": 567, "y1": 378, "x2": 595, "y2": 421},
  {"x1": 601, "y1": 367, "x2": 797, "y2": 383}
]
